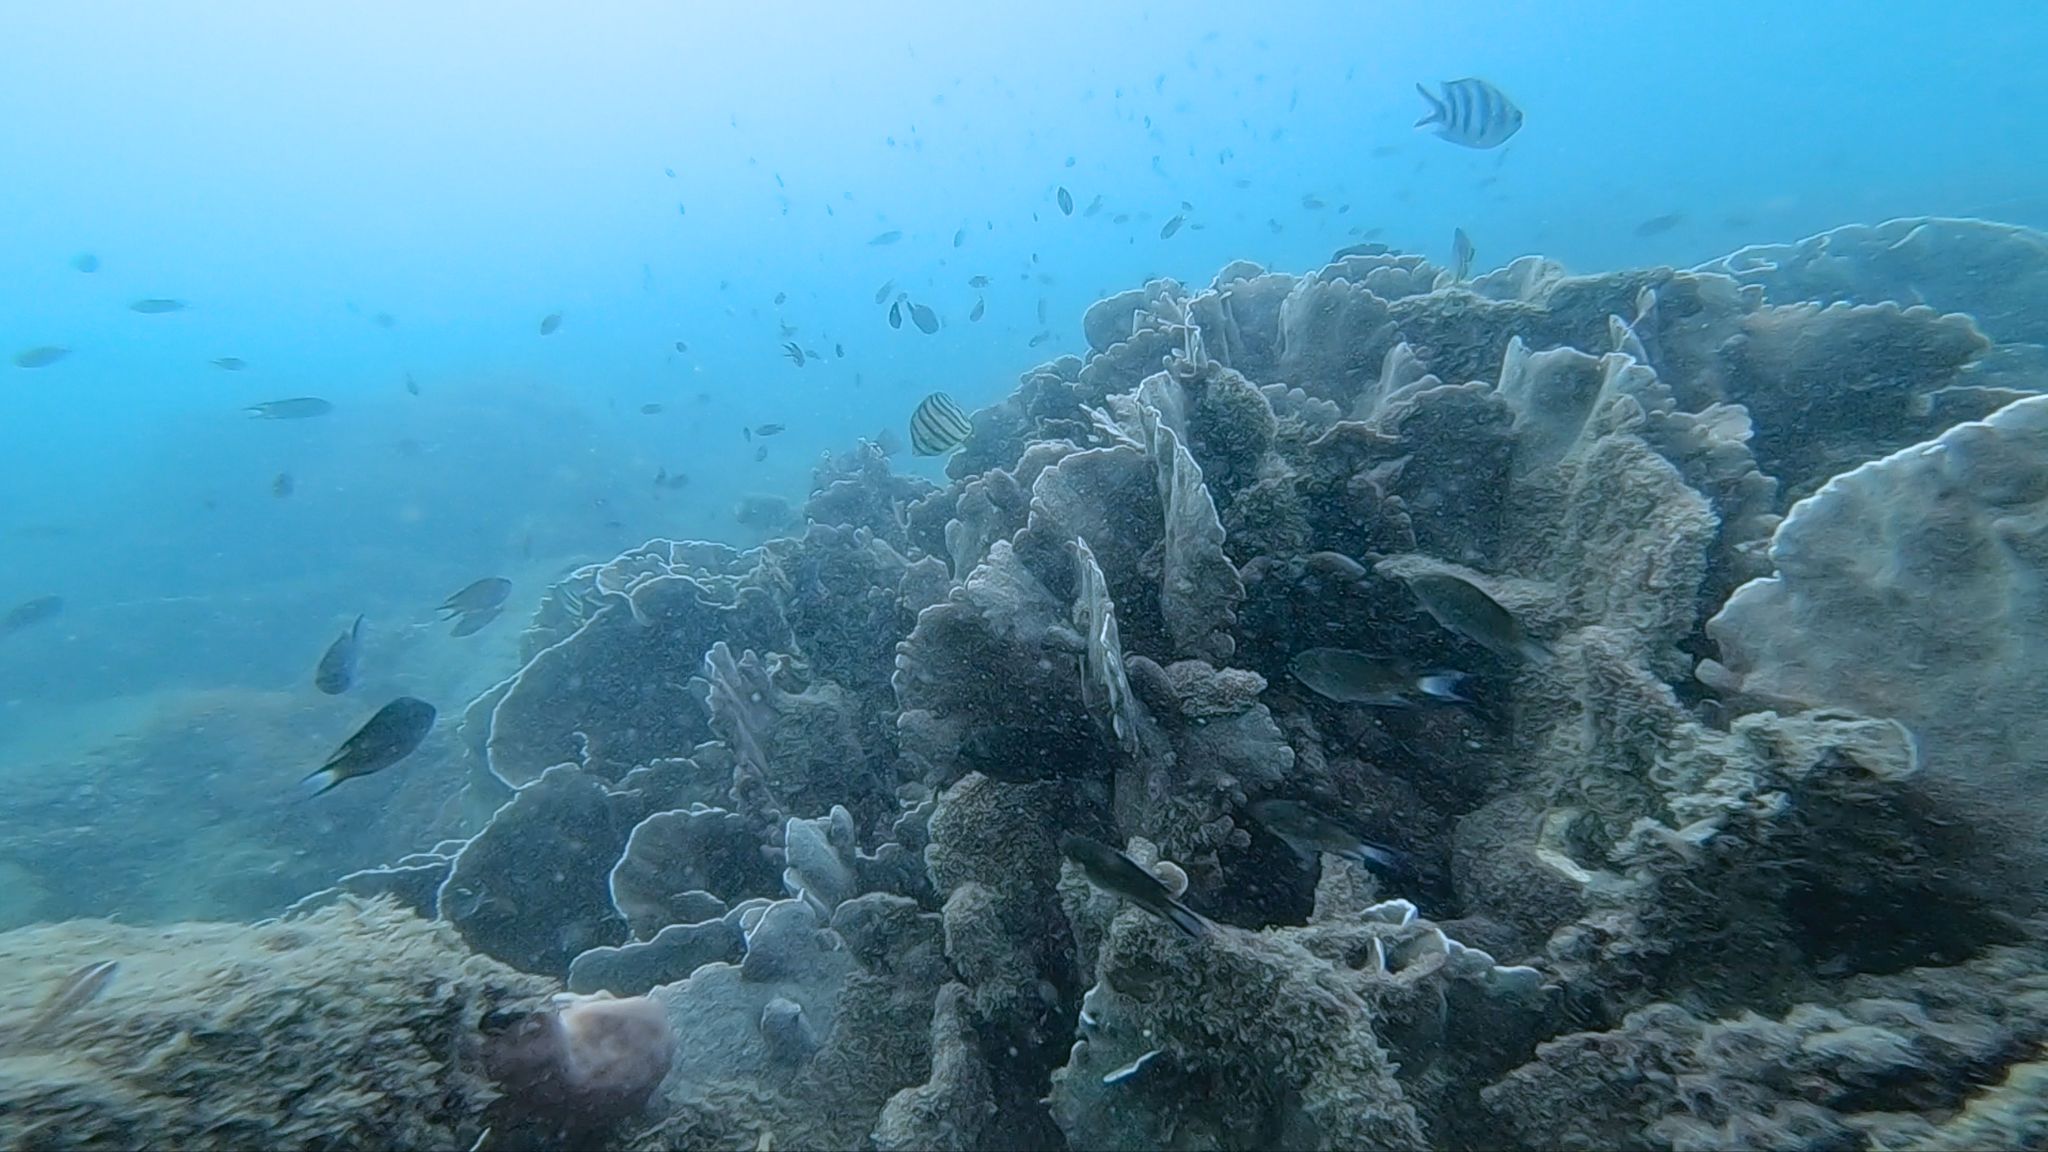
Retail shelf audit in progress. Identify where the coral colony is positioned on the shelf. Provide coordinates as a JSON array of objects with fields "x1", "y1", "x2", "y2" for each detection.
[{"x1": 7, "y1": 219, "x2": 2048, "y2": 1149}]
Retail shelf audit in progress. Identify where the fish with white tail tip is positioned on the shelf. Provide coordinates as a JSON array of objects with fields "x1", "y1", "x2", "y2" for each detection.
[
  {"x1": 1248, "y1": 799, "x2": 1407, "y2": 880},
  {"x1": 1060, "y1": 834, "x2": 1211, "y2": 938},
  {"x1": 303, "y1": 697, "x2": 436, "y2": 797},
  {"x1": 1288, "y1": 647, "x2": 1472, "y2": 708}
]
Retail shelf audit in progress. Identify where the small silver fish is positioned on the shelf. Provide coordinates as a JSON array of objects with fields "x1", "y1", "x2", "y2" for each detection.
[
  {"x1": 211, "y1": 357, "x2": 247, "y2": 371},
  {"x1": 1057, "y1": 186, "x2": 1074, "y2": 215},
  {"x1": 1248, "y1": 800, "x2": 1405, "y2": 878},
  {"x1": 246, "y1": 397, "x2": 333, "y2": 419},
  {"x1": 908, "y1": 303, "x2": 940, "y2": 335},
  {"x1": 1452, "y1": 228, "x2": 1475, "y2": 282},
  {"x1": 969, "y1": 297, "x2": 985, "y2": 322},
  {"x1": 1415, "y1": 78, "x2": 1523, "y2": 149},
  {"x1": 874, "y1": 279, "x2": 896, "y2": 304},
  {"x1": 129, "y1": 298, "x2": 187, "y2": 314},
  {"x1": 1288, "y1": 647, "x2": 1470, "y2": 708},
  {"x1": 539, "y1": 312, "x2": 563, "y2": 335},
  {"x1": 1060, "y1": 834, "x2": 1209, "y2": 937},
  {"x1": 868, "y1": 230, "x2": 903, "y2": 246},
  {"x1": 12, "y1": 960, "x2": 119, "y2": 1045},
  {"x1": 1400, "y1": 571, "x2": 1552, "y2": 664},
  {"x1": 1159, "y1": 214, "x2": 1185, "y2": 239}
]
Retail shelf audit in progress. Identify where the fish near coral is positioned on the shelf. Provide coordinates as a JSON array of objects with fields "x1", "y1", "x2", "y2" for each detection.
[
  {"x1": 1248, "y1": 799, "x2": 1407, "y2": 880},
  {"x1": 1398, "y1": 570, "x2": 1553, "y2": 665},
  {"x1": 481, "y1": 992, "x2": 674, "y2": 1133},
  {"x1": 1060, "y1": 833, "x2": 1211, "y2": 938},
  {"x1": 1288, "y1": 647, "x2": 1471, "y2": 708},
  {"x1": 439, "y1": 577, "x2": 511, "y2": 617},
  {"x1": 8, "y1": 959, "x2": 118, "y2": 1047}
]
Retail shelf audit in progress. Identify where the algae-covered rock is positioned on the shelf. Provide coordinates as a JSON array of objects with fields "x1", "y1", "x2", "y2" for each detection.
[{"x1": 0, "y1": 898, "x2": 554, "y2": 1150}]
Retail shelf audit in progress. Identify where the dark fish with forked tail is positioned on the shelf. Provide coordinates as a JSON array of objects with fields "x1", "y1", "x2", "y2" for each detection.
[
  {"x1": 1415, "y1": 77, "x2": 1523, "y2": 149},
  {"x1": 1059, "y1": 833, "x2": 1211, "y2": 938},
  {"x1": 10, "y1": 960, "x2": 118, "y2": 1046},
  {"x1": 1248, "y1": 800, "x2": 1407, "y2": 879},
  {"x1": 302, "y1": 697, "x2": 436, "y2": 796},
  {"x1": 1398, "y1": 570, "x2": 1552, "y2": 664},
  {"x1": 246, "y1": 397, "x2": 333, "y2": 419},
  {"x1": 439, "y1": 577, "x2": 510, "y2": 618},
  {"x1": 314, "y1": 615, "x2": 363, "y2": 695},
  {"x1": 0, "y1": 595, "x2": 64, "y2": 638}
]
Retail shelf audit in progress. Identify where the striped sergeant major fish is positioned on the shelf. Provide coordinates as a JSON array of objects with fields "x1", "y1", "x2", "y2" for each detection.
[
  {"x1": 1415, "y1": 78, "x2": 1523, "y2": 149},
  {"x1": 909, "y1": 391, "x2": 973, "y2": 456}
]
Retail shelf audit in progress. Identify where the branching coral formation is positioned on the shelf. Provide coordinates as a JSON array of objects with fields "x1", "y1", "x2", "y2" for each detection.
[{"x1": 11, "y1": 217, "x2": 2048, "y2": 1150}]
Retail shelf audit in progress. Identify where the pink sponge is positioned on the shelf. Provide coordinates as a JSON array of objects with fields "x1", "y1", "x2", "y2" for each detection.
[{"x1": 481, "y1": 992, "x2": 674, "y2": 1128}]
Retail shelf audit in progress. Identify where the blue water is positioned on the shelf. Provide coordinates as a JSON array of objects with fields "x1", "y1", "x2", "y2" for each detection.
[{"x1": 1, "y1": 1, "x2": 2043, "y2": 780}]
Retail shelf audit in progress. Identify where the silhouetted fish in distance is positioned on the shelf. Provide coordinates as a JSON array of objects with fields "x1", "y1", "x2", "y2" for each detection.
[
  {"x1": 12, "y1": 347, "x2": 68, "y2": 369},
  {"x1": 0, "y1": 595, "x2": 63, "y2": 638},
  {"x1": 246, "y1": 397, "x2": 333, "y2": 419},
  {"x1": 439, "y1": 577, "x2": 511, "y2": 618},
  {"x1": 315, "y1": 615, "x2": 363, "y2": 695}
]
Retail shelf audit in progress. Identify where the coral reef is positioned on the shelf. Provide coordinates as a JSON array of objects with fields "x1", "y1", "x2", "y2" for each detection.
[{"x1": 40, "y1": 217, "x2": 2045, "y2": 1149}]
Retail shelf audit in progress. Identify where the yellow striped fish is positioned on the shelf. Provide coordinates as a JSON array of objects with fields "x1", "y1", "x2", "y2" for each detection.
[{"x1": 910, "y1": 392, "x2": 973, "y2": 456}]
